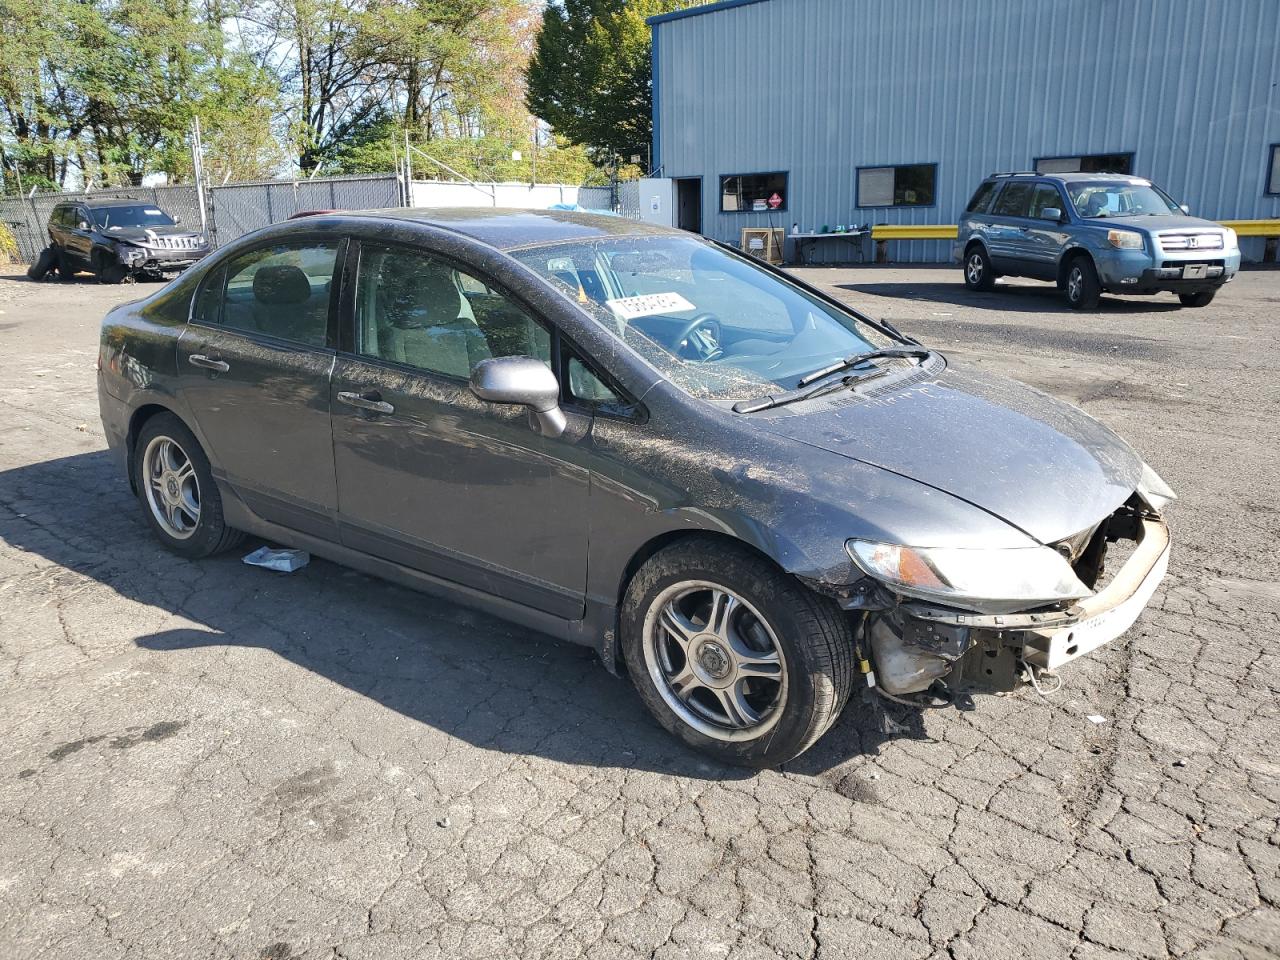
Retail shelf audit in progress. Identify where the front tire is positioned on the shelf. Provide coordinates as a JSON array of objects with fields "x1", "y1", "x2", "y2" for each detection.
[
  {"x1": 621, "y1": 538, "x2": 855, "y2": 768},
  {"x1": 132, "y1": 413, "x2": 242, "y2": 558},
  {"x1": 94, "y1": 251, "x2": 128, "y2": 284},
  {"x1": 1064, "y1": 256, "x2": 1101, "y2": 310},
  {"x1": 1178, "y1": 290, "x2": 1216, "y2": 308},
  {"x1": 963, "y1": 245, "x2": 996, "y2": 291}
]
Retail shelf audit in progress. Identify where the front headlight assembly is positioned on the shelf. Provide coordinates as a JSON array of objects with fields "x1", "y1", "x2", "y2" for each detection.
[
  {"x1": 846, "y1": 539, "x2": 1092, "y2": 611},
  {"x1": 1107, "y1": 229, "x2": 1143, "y2": 250}
]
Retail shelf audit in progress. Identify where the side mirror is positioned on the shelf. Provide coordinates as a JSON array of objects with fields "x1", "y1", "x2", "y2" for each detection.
[
  {"x1": 1179, "y1": 203, "x2": 1190, "y2": 215},
  {"x1": 469, "y1": 356, "x2": 566, "y2": 438},
  {"x1": 1041, "y1": 207, "x2": 1062, "y2": 222},
  {"x1": 77, "y1": 220, "x2": 90, "y2": 231}
]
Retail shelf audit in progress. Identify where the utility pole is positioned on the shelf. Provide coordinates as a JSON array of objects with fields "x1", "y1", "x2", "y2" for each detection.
[{"x1": 191, "y1": 117, "x2": 208, "y2": 236}]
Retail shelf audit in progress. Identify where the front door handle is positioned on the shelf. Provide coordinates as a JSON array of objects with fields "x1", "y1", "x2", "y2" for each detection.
[
  {"x1": 188, "y1": 354, "x2": 230, "y2": 373},
  {"x1": 337, "y1": 390, "x2": 395, "y2": 415}
]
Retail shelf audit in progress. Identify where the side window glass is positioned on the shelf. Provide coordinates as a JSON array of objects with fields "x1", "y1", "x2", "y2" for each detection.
[
  {"x1": 992, "y1": 182, "x2": 1035, "y2": 218},
  {"x1": 219, "y1": 240, "x2": 339, "y2": 347},
  {"x1": 193, "y1": 266, "x2": 225, "y2": 324},
  {"x1": 1029, "y1": 185, "x2": 1062, "y2": 218},
  {"x1": 355, "y1": 243, "x2": 550, "y2": 380},
  {"x1": 567, "y1": 354, "x2": 627, "y2": 411}
]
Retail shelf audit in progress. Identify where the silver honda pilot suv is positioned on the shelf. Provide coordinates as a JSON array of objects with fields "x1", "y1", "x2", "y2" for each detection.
[{"x1": 955, "y1": 172, "x2": 1241, "y2": 309}]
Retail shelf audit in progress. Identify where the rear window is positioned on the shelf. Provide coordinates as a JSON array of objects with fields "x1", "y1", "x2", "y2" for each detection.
[{"x1": 963, "y1": 181, "x2": 998, "y2": 214}]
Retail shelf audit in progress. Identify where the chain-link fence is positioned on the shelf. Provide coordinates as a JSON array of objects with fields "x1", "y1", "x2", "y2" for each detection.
[
  {"x1": 208, "y1": 174, "x2": 402, "y2": 247},
  {"x1": 2, "y1": 172, "x2": 619, "y2": 264},
  {"x1": 577, "y1": 186, "x2": 613, "y2": 211},
  {"x1": 1, "y1": 185, "x2": 204, "y2": 262},
  {"x1": 0, "y1": 173, "x2": 403, "y2": 263}
]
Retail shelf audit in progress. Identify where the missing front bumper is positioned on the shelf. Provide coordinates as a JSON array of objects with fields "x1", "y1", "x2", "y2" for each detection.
[{"x1": 848, "y1": 516, "x2": 1171, "y2": 698}]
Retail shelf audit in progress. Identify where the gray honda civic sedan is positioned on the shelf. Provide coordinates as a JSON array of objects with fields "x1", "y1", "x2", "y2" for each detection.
[{"x1": 97, "y1": 209, "x2": 1175, "y2": 766}]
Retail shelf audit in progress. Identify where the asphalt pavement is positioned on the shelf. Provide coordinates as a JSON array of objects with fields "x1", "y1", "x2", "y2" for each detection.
[{"x1": 0, "y1": 264, "x2": 1276, "y2": 959}]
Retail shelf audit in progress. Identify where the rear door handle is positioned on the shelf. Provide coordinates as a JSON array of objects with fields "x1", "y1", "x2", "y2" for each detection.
[
  {"x1": 188, "y1": 354, "x2": 230, "y2": 373},
  {"x1": 337, "y1": 390, "x2": 395, "y2": 415}
]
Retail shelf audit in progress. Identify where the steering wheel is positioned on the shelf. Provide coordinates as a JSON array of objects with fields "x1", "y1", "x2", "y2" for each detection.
[{"x1": 674, "y1": 312, "x2": 723, "y2": 361}]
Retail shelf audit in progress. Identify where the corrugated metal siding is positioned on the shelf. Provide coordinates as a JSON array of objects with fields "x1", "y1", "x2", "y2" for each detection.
[{"x1": 654, "y1": 0, "x2": 1280, "y2": 262}]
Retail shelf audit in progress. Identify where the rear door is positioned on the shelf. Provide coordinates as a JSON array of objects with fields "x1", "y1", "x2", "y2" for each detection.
[
  {"x1": 176, "y1": 236, "x2": 345, "y2": 540},
  {"x1": 330, "y1": 239, "x2": 591, "y2": 619},
  {"x1": 985, "y1": 181, "x2": 1037, "y2": 273}
]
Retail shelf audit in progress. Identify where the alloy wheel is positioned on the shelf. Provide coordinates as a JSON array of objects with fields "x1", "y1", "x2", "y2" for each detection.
[
  {"x1": 142, "y1": 435, "x2": 201, "y2": 540},
  {"x1": 1067, "y1": 266, "x2": 1083, "y2": 303},
  {"x1": 966, "y1": 253, "x2": 984, "y2": 285},
  {"x1": 642, "y1": 580, "x2": 788, "y2": 741}
]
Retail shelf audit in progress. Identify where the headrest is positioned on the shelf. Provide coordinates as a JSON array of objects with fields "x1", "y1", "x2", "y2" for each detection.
[
  {"x1": 253, "y1": 264, "x2": 311, "y2": 305},
  {"x1": 384, "y1": 264, "x2": 462, "y2": 327}
]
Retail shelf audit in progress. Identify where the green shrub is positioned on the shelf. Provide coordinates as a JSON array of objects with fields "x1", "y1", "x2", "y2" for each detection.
[{"x1": 0, "y1": 222, "x2": 18, "y2": 264}]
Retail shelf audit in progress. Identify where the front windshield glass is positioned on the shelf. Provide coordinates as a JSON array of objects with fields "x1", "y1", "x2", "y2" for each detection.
[
  {"x1": 94, "y1": 204, "x2": 176, "y2": 229},
  {"x1": 1067, "y1": 181, "x2": 1180, "y2": 219},
  {"x1": 509, "y1": 235, "x2": 894, "y2": 400}
]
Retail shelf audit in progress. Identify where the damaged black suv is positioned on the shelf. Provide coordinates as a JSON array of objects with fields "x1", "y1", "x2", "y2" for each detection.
[{"x1": 46, "y1": 198, "x2": 210, "y2": 283}]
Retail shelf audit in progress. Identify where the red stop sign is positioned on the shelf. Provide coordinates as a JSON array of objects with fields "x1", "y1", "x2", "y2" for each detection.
[{"x1": 768, "y1": 192, "x2": 783, "y2": 209}]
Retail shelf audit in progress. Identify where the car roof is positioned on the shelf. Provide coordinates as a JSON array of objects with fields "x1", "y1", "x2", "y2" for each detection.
[
  {"x1": 58, "y1": 197, "x2": 159, "y2": 209},
  {"x1": 308, "y1": 207, "x2": 685, "y2": 251},
  {"x1": 986, "y1": 172, "x2": 1146, "y2": 184}
]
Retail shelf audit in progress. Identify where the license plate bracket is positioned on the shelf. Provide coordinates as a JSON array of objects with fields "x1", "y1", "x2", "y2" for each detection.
[{"x1": 1182, "y1": 264, "x2": 1208, "y2": 280}]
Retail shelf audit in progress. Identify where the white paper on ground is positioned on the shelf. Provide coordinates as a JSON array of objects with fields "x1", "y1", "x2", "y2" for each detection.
[{"x1": 242, "y1": 546, "x2": 310, "y2": 573}]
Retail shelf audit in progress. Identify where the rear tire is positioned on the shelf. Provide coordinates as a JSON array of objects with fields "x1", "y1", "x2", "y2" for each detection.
[
  {"x1": 963, "y1": 245, "x2": 996, "y2": 292},
  {"x1": 1178, "y1": 290, "x2": 1215, "y2": 308},
  {"x1": 621, "y1": 538, "x2": 855, "y2": 768},
  {"x1": 1064, "y1": 256, "x2": 1101, "y2": 310},
  {"x1": 132, "y1": 413, "x2": 243, "y2": 559}
]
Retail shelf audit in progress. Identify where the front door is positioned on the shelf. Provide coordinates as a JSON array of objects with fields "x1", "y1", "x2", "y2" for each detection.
[
  {"x1": 1022, "y1": 183, "x2": 1071, "y2": 280},
  {"x1": 176, "y1": 236, "x2": 344, "y2": 539},
  {"x1": 330, "y1": 240, "x2": 590, "y2": 620},
  {"x1": 66, "y1": 206, "x2": 96, "y2": 268},
  {"x1": 676, "y1": 179, "x2": 702, "y2": 234}
]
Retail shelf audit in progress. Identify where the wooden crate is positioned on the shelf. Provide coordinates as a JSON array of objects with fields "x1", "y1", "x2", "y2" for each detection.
[{"x1": 740, "y1": 227, "x2": 784, "y2": 265}]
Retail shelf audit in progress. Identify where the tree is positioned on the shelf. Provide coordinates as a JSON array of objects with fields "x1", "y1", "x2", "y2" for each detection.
[{"x1": 525, "y1": 0, "x2": 695, "y2": 166}]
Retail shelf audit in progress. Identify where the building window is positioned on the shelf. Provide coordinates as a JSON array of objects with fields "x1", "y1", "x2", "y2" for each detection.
[
  {"x1": 1267, "y1": 144, "x2": 1280, "y2": 196},
  {"x1": 856, "y1": 164, "x2": 936, "y2": 208},
  {"x1": 720, "y1": 172, "x2": 787, "y2": 212},
  {"x1": 1035, "y1": 153, "x2": 1133, "y2": 175}
]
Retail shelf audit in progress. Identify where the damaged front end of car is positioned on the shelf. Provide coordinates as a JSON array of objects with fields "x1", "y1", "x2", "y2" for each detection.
[{"x1": 827, "y1": 464, "x2": 1175, "y2": 706}]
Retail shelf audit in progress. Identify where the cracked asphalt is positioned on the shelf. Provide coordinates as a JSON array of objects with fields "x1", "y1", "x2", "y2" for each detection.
[{"x1": 1, "y1": 264, "x2": 1277, "y2": 960}]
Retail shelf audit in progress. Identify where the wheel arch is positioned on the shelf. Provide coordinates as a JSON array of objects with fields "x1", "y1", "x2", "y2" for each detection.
[
  {"x1": 602, "y1": 528, "x2": 799, "y2": 675},
  {"x1": 1058, "y1": 246, "x2": 1095, "y2": 286},
  {"x1": 125, "y1": 403, "x2": 188, "y2": 493}
]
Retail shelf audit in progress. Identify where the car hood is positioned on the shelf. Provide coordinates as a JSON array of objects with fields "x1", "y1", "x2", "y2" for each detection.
[
  {"x1": 756, "y1": 366, "x2": 1143, "y2": 545},
  {"x1": 1092, "y1": 214, "x2": 1224, "y2": 234},
  {"x1": 101, "y1": 225, "x2": 204, "y2": 244}
]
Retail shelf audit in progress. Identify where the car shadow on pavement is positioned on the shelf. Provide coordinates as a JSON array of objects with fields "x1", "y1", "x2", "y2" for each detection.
[
  {"x1": 841, "y1": 281, "x2": 1185, "y2": 314},
  {"x1": 1, "y1": 450, "x2": 926, "y2": 779}
]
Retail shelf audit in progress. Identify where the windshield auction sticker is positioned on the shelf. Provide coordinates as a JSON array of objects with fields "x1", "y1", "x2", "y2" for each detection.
[{"x1": 606, "y1": 292, "x2": 696, "y2": 320}]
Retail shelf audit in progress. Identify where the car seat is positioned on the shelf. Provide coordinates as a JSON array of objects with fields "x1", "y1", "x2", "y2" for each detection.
[
  {"x1": 382, "y1": 262, "x2": 491, "y2": 378},
  {"x1": 252, "y1": 264, "x2": 323, "y2": 344}
]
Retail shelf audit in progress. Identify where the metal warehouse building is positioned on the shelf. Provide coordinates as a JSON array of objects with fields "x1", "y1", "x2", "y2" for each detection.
[{"x1": 648, "y1": 0, "x2": 1280, "y2": 263}]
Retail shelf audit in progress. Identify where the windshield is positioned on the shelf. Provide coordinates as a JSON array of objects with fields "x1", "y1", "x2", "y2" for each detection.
[
  {"x1": 93, "y1": 204, "x2": 176, "y2": 229},
  {"x1": 1067, "y1": 181, "x2": 1180, "y2": 219},
  {"x1": 509, "y1": 235, "x2": 894, "y2": 400}
]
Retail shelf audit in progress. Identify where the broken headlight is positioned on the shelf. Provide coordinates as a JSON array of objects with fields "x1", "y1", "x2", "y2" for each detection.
[
  {"x1": 846, "y1": 539, "x2": 1091, "y2": 611},
  {"x1": 1136, "y1": 462, "x2": 1176, "y2": 512},
  {"x1": 117, "y1": 244, "x2": 146, "y2": 264}
]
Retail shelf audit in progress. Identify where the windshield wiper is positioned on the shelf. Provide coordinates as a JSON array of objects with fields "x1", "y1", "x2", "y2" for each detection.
[
  {"x1": 794, "y1": 347, "x2": 932, "y2": 388},
  {"x1": 732, "y1": 369, "x2": 889, "y2": 414}
]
